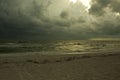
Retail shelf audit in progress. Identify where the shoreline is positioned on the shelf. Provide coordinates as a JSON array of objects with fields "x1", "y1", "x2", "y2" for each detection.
[{"x1": 0, "y1": 50, "x2": 120, "y2": 64}]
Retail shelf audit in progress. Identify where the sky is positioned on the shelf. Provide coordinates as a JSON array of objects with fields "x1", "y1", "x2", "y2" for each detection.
[{"x1": 0, "y1": 0, "x2": 120, "y2": 40}]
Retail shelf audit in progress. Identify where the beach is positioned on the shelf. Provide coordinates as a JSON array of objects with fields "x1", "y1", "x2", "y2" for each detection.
[{"x1": 0, "y1": 51, "x2": 120, "y2": 80}]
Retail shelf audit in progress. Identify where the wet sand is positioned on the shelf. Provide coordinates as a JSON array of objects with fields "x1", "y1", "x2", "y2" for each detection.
[{"x1": 0, "y1": 51, "x2": 120, "y2": 80}]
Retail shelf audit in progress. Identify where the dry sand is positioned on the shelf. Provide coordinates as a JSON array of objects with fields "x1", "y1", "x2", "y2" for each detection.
[{"x1": 0, "y1": 51, "x2": 120, "y2": 80}]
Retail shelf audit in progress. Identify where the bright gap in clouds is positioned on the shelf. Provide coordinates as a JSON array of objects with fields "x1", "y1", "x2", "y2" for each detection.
[
  {"x1": 115, "y1": 13, "x2": 120, "y2": 16},
  {"x1": 69, "y1": 0, "x2": 77, "y2": 4},
  {"x1": 69, "y1": 0, "x2": 91, "y2": 12},
  {"x1": 79, "y1": 0, "x2": 91, "y2": 12}
]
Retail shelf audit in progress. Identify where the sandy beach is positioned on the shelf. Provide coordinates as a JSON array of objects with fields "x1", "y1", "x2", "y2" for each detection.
[{"x1": 0, "y1": 51, "x2": 120, "y2": 80}]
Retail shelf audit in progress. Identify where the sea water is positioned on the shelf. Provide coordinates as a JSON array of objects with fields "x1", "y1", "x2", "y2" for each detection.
[{"x1": 0, "y1": 40, "x2": 120, "y2": 54}]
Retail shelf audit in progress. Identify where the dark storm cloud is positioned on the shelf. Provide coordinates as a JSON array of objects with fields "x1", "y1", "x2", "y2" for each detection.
[
  {"x1": 0, "y1": 0, "x2": 90, "y2": 39},
  {"x1": 89, "y1": 0, "x2": 120, "y2": 16},
  {"x1": 0, "y1": 0, "x2": 120, "y2": 40},
  {"x1": 0, "y1": 0, "x2": 54, "y2": 39},
  {"x1": 60, "y1": 11, "x2": 69, "y2": 19},
  {"x1": 93, "y1": 15, "x2": 120, "y2": 35},
  {"x1": 110, "y1": 0, "x2": 120, "y2": 12},
  {"x1": 88, "y1": 0, "x2": 120, "y2": 37}
]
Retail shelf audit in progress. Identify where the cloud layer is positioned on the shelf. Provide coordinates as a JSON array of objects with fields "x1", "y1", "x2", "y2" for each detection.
[{"x1": 0, "y1": 0, "x2": 120, "y2": 40}]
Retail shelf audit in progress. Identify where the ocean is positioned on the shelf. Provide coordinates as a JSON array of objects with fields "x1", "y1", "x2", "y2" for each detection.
[{"x1": 0, "y1": 40, "x2": 120, "y2": 54}]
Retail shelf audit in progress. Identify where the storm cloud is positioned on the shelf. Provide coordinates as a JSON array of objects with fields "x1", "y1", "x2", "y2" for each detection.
[
  {"x1": 0, "y1": 0, "x2": 120, "y2": 40},
  {"x1": 89, "y1": 0, "x2": 120, "y2": 15},
  {"x1": 89, "y1": 0, "x2": 120, "y2": 36}
]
